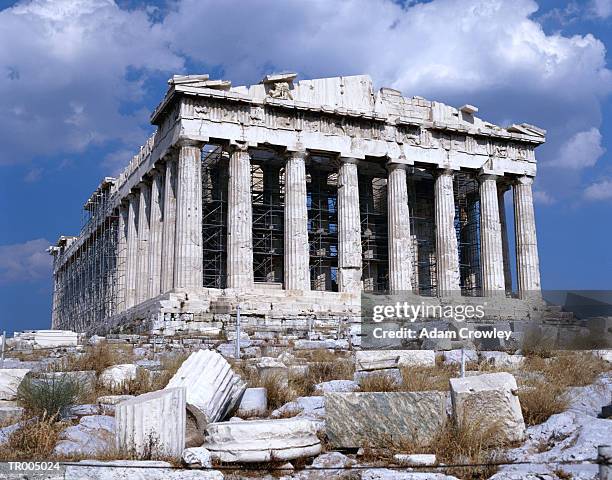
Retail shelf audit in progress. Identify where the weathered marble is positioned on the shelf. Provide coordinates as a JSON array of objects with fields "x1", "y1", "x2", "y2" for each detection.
[
  {"x1": 203, "y1": 417, "x2": 321, "y2": 463},
  {"x1": 0, "y1": 369, "x2": 30, "y2": 400},
  {"x1": 450, "y1": 372, "x2": 525, "y2": 443},
  {"x1": 165, "y1": 349, "x2": 246, "y2": 430},
  {"x1": 115, "y1": 387, "x2": 186, "y2": 459},
  {"x1": 325, "y1": 391, "x2": 447, "y2": 448},
  {"x1": 355, "y1": 350, "x2": 435, "y2": 371}
]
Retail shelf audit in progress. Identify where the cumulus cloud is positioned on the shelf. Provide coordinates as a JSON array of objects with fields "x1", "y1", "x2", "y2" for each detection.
[
  {"x1": 0, "y1": 238, "x2": 52, "y2": 284},
  {"x1": 591, "y1": 0, "x2": 612, "y2": 18},
  {"x1": 533, "y1": 190, "x2": 556, "y2": 205},
  {"x1": 0, "y1": 0, "x2": 183, "y2": 165},
  {"x1": 0, "y1": 0, "x2": 610, "y2": 203},
  {"x1": 584, "y1": 179, "x2": 612, "y2": 200},
  {"x1": 554, "y1": 128, "x2": 605, "y2": 169}
]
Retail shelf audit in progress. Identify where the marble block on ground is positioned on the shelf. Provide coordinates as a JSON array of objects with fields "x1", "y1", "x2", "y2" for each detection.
[
  {"x1": 355, "y1": 350, "x2": 435, "y2": 371},
  {"x1": 116, "y1": 387, "x2": 186, "y2": 459},
  {"x1": 64, "y1": 460, "x2": 223, "y2": 480},
  {"x1": 450, "y1": 372, "x2": 525, "y2": 443},
  {"x1": 203, "y1": 417, "x2": 321, "y2": 463},
  {"x1": 236, "y1": 387, "x2": 267, "y2": 417},
  {"x1": 325, "y1": 391, "x2": 447, "y2": 448},
  {"x1": 165, "y1": 349, "x2": 246, "y2": 430},
  {"x1": 0, "y1": 369, "x2": 30, "y2": 400}
]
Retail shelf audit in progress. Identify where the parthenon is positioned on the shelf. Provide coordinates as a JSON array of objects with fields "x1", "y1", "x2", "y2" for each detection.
[{"x1": 48, "y1": 73, "x2": 545, "y2": 335}]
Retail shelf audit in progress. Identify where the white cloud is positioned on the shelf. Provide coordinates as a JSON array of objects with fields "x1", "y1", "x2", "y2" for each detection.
[
  {"x1": 584, "y1": 179, "x2": 612, "y2": 200},
  {"x1": 590, "y1": 0, "x2": 612, "y2": 18},
  {"x1": 0, "y1": 0, "x2": 183, "y2": 165},
  {"x1": 0, "y1": 238, "x2": 52, "y2": 284},
  {"x1": 555, "y1": 128, "x2": 605, "y2": 169},
  {"x1": 23, "y1": 167, "x2": 43, "y2": 182},
  {"x1": 533, "y1": 190, "x2": 556, "y2": 205}
]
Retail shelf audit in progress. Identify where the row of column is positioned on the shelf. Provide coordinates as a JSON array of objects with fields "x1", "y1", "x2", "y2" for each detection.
[{"x1": 117, "y1": 141, "x2": 542, "y2": 312}]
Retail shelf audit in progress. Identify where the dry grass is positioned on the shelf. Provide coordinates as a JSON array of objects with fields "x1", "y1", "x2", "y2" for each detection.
[
  {"x1": 0, "y1": 414, "x2": 68, "y2": 461},
  {"x1": 359, "y1": 374, "x2": 402, "y2": 392},
  {"x1": 400, "y1": 365, "x2": 458, "y2": 391},
  {"x1": 58, "y1": 342, "x2": 134, "y2": 375},
  {"x1": 290, "y1": 359, "x2": 355, "y2": 397},
  {"x1": 517, "y1": 378, "x2": 568, "y2": 426}
]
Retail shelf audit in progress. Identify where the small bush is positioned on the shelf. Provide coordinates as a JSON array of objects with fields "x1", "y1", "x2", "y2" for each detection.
[
  {"x1": 359, "y1": 374, "x2": 401, "y2": 392},
  {"x1": 0, "y1": 413, "x2": 68, "y2": 461},
  {"x1": 59, "y1": 342, "x2": 133, "y2": 375},
  {"x1": 259, "y1": 373, "x2": 293, "y2": 411},
  {"x1": 17, "y1": 375, "x2": 80, "y2": 419},
  {"x1": 400, "y1": 365, "x2": 457, "y2": 392}
]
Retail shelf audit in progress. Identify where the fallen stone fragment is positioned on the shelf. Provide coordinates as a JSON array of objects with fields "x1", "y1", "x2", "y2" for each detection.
[
  {"x1": 567, "y1": 373, "x2": 612, "y2": 417},
  {"x1": 165, "y1": 349, "x2": 246, "y2": 430},
  {"x1": 294, "y1": 339, "x2": 349, "y2": 350},
  {"x1": 182, "y1": 446, "x2": 213, "y2": 467},
  {"x1": 271, "y1": 396, "x2": 325, "y2": 420},
  {"x1": 0, "y1": 369, "x2": 30, "y2": 400},
  {"x1": 313, "y1": 379, "x2": 359, "y2": 395},
  {"x1": 0, "y1": 404, "x2": 24, "y2": 425},
  {"x1": 443, "y1": 349, "x2": 478, "y2": 365},
  {"x1": 33, "y1": 330, "x2": 78, "y2": 348},
  {"x1": 64, "y1": 460, "x2": 224, "y2": 480},
  {"x1": 99, "y1": 364, "x2": 139, "y2": 391},
  {"x1": 394, "y1": 453, "x2": 437, "y2": 466},
  {"x1": 325, "y1": 391, "x2": 446, "y2": 448},
  {"x1": 450, "y1": 372, "x2": 525, "y2": 443},
  {"x1": 355, "y1": 350, "x2": 435, "y2": 371},
  {"x1": 236, "y1": 387, "x2": 267, "y2": 417},
  {"x1": 479, "y1": 351, "x2": 525, "y2": 369},
  {"x1": 88, "y1": 335, "x2": 105, "y2": 345},
  {"x1": 353, "y1": 368, "x2": 403, "y2": 387},
  {"x1": 203, "y1": 417, "x2": 321, "y2": 463},
  {"x1": 68, "y1": 404, "x2": 100, "y2": 417},
  {"x1": 360, "y1": 469, "x2": 459, "y2": 479},
  {"x1": 116, "y1": 388, "x2": 186, "y2": 459},
  {"x1": 53, "y1": 415, "x2": 115, "y2": 456}
]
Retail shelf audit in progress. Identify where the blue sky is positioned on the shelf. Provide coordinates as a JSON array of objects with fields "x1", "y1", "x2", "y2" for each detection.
[{"x1": 0, "y1": 0, "x2": 611, "y2": 335}]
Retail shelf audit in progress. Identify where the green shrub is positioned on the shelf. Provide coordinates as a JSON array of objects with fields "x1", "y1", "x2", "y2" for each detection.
[{"x1": 17, "y1": 374, "x2": 80, "y2": 420}]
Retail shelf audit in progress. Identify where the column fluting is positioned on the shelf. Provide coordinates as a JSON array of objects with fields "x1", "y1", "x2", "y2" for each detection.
[
  {"x1": 337, "y1": 158, "x2": 362, "y2": 293},
  {"x1": 479, "y1": 174, "x2": 505, "y2": 295},
  {"x1": 387, "y1": 163, "x2": 413, "y2": 293},
  {"x1": 434, "y1": 168, "x2": 460, "y2": 296}
]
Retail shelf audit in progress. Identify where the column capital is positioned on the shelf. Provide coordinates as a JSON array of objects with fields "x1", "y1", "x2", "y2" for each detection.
[
  {"x1": 386, "y1": 161, "x2": 408, "y2": 172},
  {"x1": 435, "y1": 167, "x2": 456, "y2": 177},
  {"x1": 478, "y1": 173, "x2": 499, "y2": 183},
  {"x1": 339, "y1": 156, "x2": 358, "y2": 164},
  {"x1": 287, "y1": 149, "x2": 307, "y2": 161},
  {"x1": 514, "y1": 175, "x2": 535, "y2": 186},
  {"x1": 176, "y1": 137, "x2": 202, "y2": 149},
  {"x1": 228, "y1": 141, "x2": 249, "y2": 154}
]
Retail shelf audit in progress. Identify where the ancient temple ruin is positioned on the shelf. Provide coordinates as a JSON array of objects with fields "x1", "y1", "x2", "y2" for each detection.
[{"x1": 48, "y1": 73, "x2": 545, "y2": 335}]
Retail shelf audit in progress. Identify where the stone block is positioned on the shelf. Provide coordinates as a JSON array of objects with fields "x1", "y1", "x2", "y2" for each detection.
[
  {"x1": 203, "y1": 417, "x2": 321, "y2": 463},
  {"x1": 313, "y1": 379, "x2": 359, "y2": 395},
  {"x1": 236, "y1": 387, "x2": 267, "y2": 417},
  {"x1": 325, "y1": 391, "x2": 447, "y2": 448},
  {"x1": 116, "y1": 388, "x2": 186, "y2": 459},
  {"x1": 480, "y1": 351, "x2": 525, "y2": 369},
  {"x1": 99, "y1": 364, "x2": 139, "y2": 391},
  {"x1": 354, "y1": 368, "x2": 403, "y2": 387},
  {"x1": 33, "y1": 330, "x2": 78, "y2": 348},
  {"x1": 0, "y1": 404, "x2": 23, "y2": 425},
  {"x1": 450, "y1": 372, "x2": 525, "y2": 443},
  {"x1": 355, "y1": 350, "x2": 435, "y2": 371},
  {"x1": 0, "y1": 369, "x2": 30, "y2": 400},
  {"x1": 443, "y1": 349, "x2": 478, "y2": 365},
  {"x1": 165, "y1": 349, "x2": 246, "y2": 430},
  {"x1": 394, "y1": 453, "x2": 437, "y2": 466},
  {"x1": 182, "y1": 446, "x2": 212, "y2": 467},
  {"x1": 64, "y1": 460, "x2": 223, "y2": 479},
  {"x1": 53, "y1": 415, "x2": 115, "y2": 457}
]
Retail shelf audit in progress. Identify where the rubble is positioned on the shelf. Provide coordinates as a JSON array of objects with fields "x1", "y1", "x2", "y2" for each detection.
[
  {"x1": 165, "y1": 349, "x2": 246, "y2": 430},
  {"x1": 450, "y1": 372, "x2": 525, "y2": 443},
  {"x1": 116, "y1": 388, "x2": 186, "y2": 459},
  {"x1": 0, "y1": 369, "x2": 30, "y2": 400},
  {"x1": 99, "y1": 364, "x2": 139, "y2": 391},
  {"x1": 355, "y1": 350, "x2": 435, "y2": 371},
  {"x1": 182, "y1": 446, "x2": 213, "y2": 467},
  {"x1": 203, "y1": 417, "x2": 321, "y2": 463},
  {"x1": 236, "y1": 387, "x2": 267, "y2": 417},
  {"x1": 325, "y1": 391, "x2": 446, "y2": 448},
  {"x1": 53, "y1": 415, "x2": 115, "y2": 456},
  {"x1": 64, "y1": 460, "x2": 224, "y2": 479}
]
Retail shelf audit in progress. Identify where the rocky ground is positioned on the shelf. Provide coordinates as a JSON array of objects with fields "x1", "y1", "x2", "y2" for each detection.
[{"x1": 0, "y1": 331, "x2": 610, "y2": 480}]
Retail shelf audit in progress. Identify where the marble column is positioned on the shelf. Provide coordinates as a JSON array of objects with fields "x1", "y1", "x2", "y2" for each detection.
[
  {"x1": 136, "y1": 182, "x2": 151, "y2": 304},
  {"x1": 497, "y1": 183, "x2": 513, "y2": 294},
  {"x1": 226, "y1": 143, "x2": 253, "y2": 289},
  {"x1": 147, "y1": 170, "x2": 164, "y2": 297},
  {"x1": 337, "y1": 158, "x2": 362, "y2": 293},
  {"x1": 125, "y1": 193, "x2": 139, "y2": 308},
  {"x1": 513, "y1": 175, "x2": 541, "y2": 299},
  {"x1": 479, "y1": 174, "x2": 505, "y2": 295},
  {"x1": 174, "y1": 141, "x2": 203, "y2": 289},
  {"x1": 161, "y1": 157, "x2": 177, "y2": 292},
  {"x1": 387, "y1": 163, "x2": 412, "y2": 293},
  {"x1": 284, "y1": 150, "x2": 310, "y2": 290},
  {"x1": 116, "y1": 203, "x2": 128, "y2": 312},
  {"x1": 434, "y1": 168, "x2": 460, "y2": 296}
]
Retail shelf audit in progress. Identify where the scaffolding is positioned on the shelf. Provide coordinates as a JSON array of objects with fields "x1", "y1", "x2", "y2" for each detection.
[
  {"x1": 54, "y1": 180, "x2": 120, "y2": 330},
  {"x1": 407, "y1": 167, "x2": 437, "y2": 296},
  {"x1": 307, "y1": 160, "x2": 338, "y2": 291},
  {"x1": 201, "y1": 144, "x2": 228, "y2": 288},
  {"x1": 359, "y1": 173, "x2": 389, "y2": 292},
  {"x1": 250, "y1": 149, "x2": 285, "y2": 285},
  {"x1": 454, "y1": 171, "x2": 481, "y2": 296}
]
